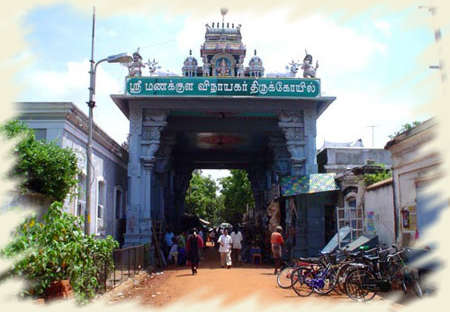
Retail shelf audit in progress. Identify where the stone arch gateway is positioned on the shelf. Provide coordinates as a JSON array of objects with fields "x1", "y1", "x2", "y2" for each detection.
[{"x1": 111, "y1": 19, "x2": 336, "y2": 258}]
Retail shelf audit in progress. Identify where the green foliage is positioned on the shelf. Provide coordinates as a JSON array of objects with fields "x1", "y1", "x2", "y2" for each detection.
[
  {"x1": 218, "y1": 170, "x2": 254, "y2": 225},
  {"x1": 362, "y1": 164, "x2": 392, "y2": 186},
  {"x1": 0, "y1": 120, "x2": 79, "y2": 201},
  {"x1": 185, "y1": 170, "x2": 223, "y2": 224},
  {"x1": 389, "y1": 121, "x2": 422, "y2": 139},
  {"x1": 1, "y1": 202, "x2": 118, "y2": 304}
]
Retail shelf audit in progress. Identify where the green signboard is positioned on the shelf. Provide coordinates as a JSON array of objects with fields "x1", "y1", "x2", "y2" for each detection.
[{"x1": 126, "y1": 77, "x2": 320, "y2": 97}]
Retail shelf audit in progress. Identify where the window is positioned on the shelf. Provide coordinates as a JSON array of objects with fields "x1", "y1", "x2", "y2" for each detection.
[
  {"x1": 33, "y1": 129, "x2": 47, "y2": 141},
  {"x1": 96, "y1": 180, "x2": 106, "y2": 235},
  {"x1": 115, "y1": 189, "x2": 122, "y2": 219},
  {"x1": 76, "y1": 174, "x2": 86, "y2": 217},
  {"x1": 342, "y1": 194, "x2": 363, "y2": 241}
]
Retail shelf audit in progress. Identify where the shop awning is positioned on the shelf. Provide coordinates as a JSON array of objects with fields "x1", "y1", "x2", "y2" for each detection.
[{"x1": 280, "y1": 173, "x2": 339, "y2": 197}]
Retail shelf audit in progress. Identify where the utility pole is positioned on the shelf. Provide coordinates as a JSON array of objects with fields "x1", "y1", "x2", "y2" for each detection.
[
  {"x1": 368, "y1": 125, "x2": 376, "y2": 147},
  {"x1": 85, "y1": 6, "x2": 96, "y2": 235}
]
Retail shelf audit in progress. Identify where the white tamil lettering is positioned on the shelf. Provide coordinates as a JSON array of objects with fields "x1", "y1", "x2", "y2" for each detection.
[
  {"x1": 275, "y1": 81, "x2": 283, "y2": 92},
  {"x1": 268, "y1": 82, "x2": 275, "y2": 92},
  {"x1": 175, "y1": 83, "x2": 184, "y2": 93},
  {"x1": 259, "y1": 83, "x2": 268, "y2": 95},
  {"x1": 250, "y1": 81, "x2": 259, "y2": 94}
]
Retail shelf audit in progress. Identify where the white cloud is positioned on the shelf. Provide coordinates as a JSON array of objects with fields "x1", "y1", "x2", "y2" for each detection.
[
  {"x1": 176, "y1": 10, "x2": 387, "y2": 75},
  {"x1": 22, "y1": 59, "x2": 129, "y2": 144},
  {"x1": 374, "y1": 20, "x2": 391, "y2": 37}
]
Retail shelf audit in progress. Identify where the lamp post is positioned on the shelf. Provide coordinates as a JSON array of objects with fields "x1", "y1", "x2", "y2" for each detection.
[{"x1": 84, "y1": 7, "x2": 132, "y2": 235}]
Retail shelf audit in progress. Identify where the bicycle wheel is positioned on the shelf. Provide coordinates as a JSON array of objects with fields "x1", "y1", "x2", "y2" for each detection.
[
  {"x1": 344, "y1": 268, "x2": 377, "y2": 302},
  {"x1": 277, "y1": 266, "x2": 296, "y2": 289},
  {"x1": 291, "y1": 267, "x2": 314, "y2": 297},
  {"x1": 335, "y1": 263, "x2": 351, "y2": 295},
  {"x1": 313, "y1": 266, "x2": 338, "y2": 295}
]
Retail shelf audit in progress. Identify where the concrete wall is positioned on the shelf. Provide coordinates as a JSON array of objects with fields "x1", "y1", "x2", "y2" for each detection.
[
  {"x1": 387, "y1": 119, "x2": 444, "y2": 246},
  {"x1": 319, "y1": 148, "x2": 392, "y2": 173},
  {"x1": 364, "y1": 183, "x2": 395, "y2": 246}
]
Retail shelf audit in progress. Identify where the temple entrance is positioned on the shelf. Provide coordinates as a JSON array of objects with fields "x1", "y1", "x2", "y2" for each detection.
[{"x1": 111, "y1": 16, "x2": 336, "y2": 259}]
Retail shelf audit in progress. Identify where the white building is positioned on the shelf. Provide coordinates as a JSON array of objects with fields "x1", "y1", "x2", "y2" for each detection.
[
  {"x1": 385, "y1": 118, "x2": 444, "y2": 247},
  {"x1": 16, "y1": 102, "x2": 128, "y2": 244}
]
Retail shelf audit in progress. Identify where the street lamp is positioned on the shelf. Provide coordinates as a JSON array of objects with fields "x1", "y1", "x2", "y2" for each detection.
[
  {"x1": 84, "y1": 8, "x2": 133, "y2": 235},
  {"x1": 84, "y1": 52, "x2": 132, "y2": 235}
]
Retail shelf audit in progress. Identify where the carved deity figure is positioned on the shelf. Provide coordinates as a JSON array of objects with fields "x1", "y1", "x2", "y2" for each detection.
[
  {"x1": 146, "y1": 58, "x2": 161, "y2": 76},
  {"x1": 287, "y1": 60, "x2": 300, "y2": 77},
  {"x1": 217, "y1": 58, "x2": 230, "y2": 76},
  {"x1": 127, "y1": 49, "x2": 146, "y2": 77},
  {"x1": 301, "y1": 51, "x2": 319, "y2": 78},
  {"x1": 236, "y1": 55, "x2": 245, "y2": 77}
]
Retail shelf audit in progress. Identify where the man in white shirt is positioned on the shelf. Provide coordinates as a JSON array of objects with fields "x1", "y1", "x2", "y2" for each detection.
[
  {"x1": 217, "y1": 228, "x2": 233, "y2": 269},
  {"x1": 230, "y1": 226, "x2": 243, "y2": 266}
]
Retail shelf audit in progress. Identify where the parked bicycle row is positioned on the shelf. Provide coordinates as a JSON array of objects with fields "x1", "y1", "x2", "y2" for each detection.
[{"x1": 276, "y1": 244, "x2": 437, "y2": 302}]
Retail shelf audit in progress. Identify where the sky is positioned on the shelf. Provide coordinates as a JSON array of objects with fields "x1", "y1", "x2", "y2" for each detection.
[{"x1": 13, "y1": 1, "x2": 442, "y2": 181}]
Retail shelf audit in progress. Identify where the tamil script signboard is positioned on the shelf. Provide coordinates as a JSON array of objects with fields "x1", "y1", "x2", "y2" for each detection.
[{"x1": 126, "y1": 77, "x2": 320, "y2": 97}]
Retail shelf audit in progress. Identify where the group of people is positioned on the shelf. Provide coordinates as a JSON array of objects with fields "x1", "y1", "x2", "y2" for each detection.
[
  {"x1": 163, "y1": 224, "x2": 285, "y2": 276},
  {"x1": 164, "y1": 227, "x2": 205, "y2": 275}
]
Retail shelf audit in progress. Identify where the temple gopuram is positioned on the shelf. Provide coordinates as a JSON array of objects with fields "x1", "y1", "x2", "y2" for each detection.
[{"x1": 112, "y1": 12, "x2": 337, "y2": 258}]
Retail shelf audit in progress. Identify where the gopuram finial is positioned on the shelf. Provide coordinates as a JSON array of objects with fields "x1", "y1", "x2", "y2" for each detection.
[{"x1": 220, "y1": 7, "x2": 228, "y2": 24}]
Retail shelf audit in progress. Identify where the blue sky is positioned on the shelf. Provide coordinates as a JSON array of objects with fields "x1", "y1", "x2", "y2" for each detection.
[{"x1": 14, "y1": 2, "x2": 440, "y2": 180}]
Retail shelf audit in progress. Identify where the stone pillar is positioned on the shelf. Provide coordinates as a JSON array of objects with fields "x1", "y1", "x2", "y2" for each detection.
[
  {"x1": 155, "y1": 133, "x2": 176, "y2": 224},
  {"x1": 124, "y1": 109, "x2": 167, "y2": 247},
  {"x1": 124, "y1": 104, "x2": 143, "y2": 244},
  {"x1": 173, "y1": 167, "x2": 193, "y2": 230},
  {"x1": 268, "y1": 135, "x2": 291, "y2": 180},
  {"x1": 278, "y1": 112, "x2": 306, "y2": 176},
  {"x1": 303, "y1": 108, "x2": 318, "y2": 174}
]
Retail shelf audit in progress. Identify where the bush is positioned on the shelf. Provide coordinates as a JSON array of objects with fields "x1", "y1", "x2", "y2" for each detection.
[
  {"x1": 0, "y1": 120, "x2": 79, "y2": 201},
  {"x1": 1, "y1": 202, "x2": 118, "y2": 304}
]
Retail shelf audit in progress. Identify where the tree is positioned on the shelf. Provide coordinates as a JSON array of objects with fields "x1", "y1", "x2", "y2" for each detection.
[
  {"x1": 0, "y1": 120, "x2": 79, "y2": 201},
  {"x1": 185, "y1": 170, "x2": 222, "y2": 224},
  {"x1": 389, "y1": 121, "x2": 422, "y2": 139},
  {"x1": 218, "y1": 169, "x2": 254, "y2": 225}
]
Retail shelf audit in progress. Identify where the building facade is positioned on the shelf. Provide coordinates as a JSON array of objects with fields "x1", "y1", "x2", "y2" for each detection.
[
  {"x1": 17, "y1": 102, "x2": 128, "y2": 244},
  {"x1": 385, "y1": 118, "x2": 445, "y2": 247},
  {"x1": 317, "y1": 140, "x2": 392, "y2": 244}
]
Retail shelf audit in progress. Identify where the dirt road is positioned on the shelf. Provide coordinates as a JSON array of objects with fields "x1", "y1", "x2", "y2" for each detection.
[{"x1": 105, "y1": 246, "x2": 361, "y2": 308}]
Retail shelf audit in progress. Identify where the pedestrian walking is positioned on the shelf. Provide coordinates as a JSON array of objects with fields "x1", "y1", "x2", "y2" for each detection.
[
  {"x1": 271, "y1": 225, "x2": 284, "y2": 274},
  {"x1": 217, "y1": 228, "x2": 233, "y2": 269},
  {"x1": 230, "y1": 226, "x2": 243, "y2": 266},
  {"x1": 186, "y1": 228, "x2": 203, "y2": 275}
]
